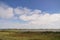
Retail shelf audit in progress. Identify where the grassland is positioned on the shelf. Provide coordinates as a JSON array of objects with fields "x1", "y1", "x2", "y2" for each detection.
[{"x1": 0, "y1": 29, "x2": 60, "y2": 40}]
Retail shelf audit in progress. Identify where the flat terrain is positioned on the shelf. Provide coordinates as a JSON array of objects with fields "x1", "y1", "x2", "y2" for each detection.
[{"x1": 0, "y1": 29, "x2": 60, "y2": 40}]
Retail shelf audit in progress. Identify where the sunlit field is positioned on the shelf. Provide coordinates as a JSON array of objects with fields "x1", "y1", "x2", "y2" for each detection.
[{"x1": 0, "y1": 29, "x2": 60, "y2": 40}]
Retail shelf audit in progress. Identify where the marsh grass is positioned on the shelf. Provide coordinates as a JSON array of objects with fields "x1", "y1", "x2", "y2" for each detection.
[{"x1": 0, "y1": 29, "x2": 60, "y2": 40}]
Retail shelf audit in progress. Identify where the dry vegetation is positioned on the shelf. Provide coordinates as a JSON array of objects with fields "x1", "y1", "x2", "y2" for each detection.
[{"x1": 0, "y1": 29, "x2": 60, "y2": 40}]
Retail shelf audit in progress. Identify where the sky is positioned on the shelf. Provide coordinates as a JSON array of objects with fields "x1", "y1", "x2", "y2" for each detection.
[{"x1": 0, "y1": 0, "x2": 60, "y2": 29}]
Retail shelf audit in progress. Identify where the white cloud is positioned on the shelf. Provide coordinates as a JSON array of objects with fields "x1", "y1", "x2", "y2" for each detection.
[
  {"x1": 0, "y1": 4, "x2": 14, "y2": 19},
  {"x1": 14, "y1": 7, "x2": 31, "y2": 15},
  {"x1": 0, "y1": 3, "x2": 60, "y2": 29},
  {"x1": 20, "y1": 13, "x2": 60, "y2": 24},
  {"x1": 19, "y1": 11, "x2": 60, "y2": 29}
]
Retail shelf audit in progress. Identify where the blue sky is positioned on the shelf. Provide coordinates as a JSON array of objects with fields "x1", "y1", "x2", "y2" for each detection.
[
  {"x1": 0, "y1": 0, "x2": 60, "y2": 13},
  {"x1": 0, "y1": 0, "x2": 60, "y2": 29}
]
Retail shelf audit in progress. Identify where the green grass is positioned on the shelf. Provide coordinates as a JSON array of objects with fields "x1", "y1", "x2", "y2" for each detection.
[{"x1": 0, "y1": 29, "x2": 60, "y2": 40}]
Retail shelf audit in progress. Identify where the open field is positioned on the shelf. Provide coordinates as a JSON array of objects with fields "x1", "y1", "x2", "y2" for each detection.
[{"x1": 0, "y1": 29, "x2": 60, "y2": 40}]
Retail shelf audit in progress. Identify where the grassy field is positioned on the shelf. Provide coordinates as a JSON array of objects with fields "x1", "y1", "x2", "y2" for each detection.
[{"x1": 0, "y1": 29, "x2": 60, "y2": 40}]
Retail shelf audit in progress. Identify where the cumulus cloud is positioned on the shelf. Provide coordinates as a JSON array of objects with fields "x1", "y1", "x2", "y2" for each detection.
[
  {"x1": 14, "y1": 7, "x2": 31, "y2": 15},
  {"x1": 19, "y1": 12, "x2": 60, "y2": 29},
  {"x1": 0, "y1": 3, "x2": 60, "y2": 29},
  {"x1": 0, "y1": 4, "x2": 14, "y2": 19},
  {"x1": 20, "y1": 13, "x2": 60, "y2": 24}
]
